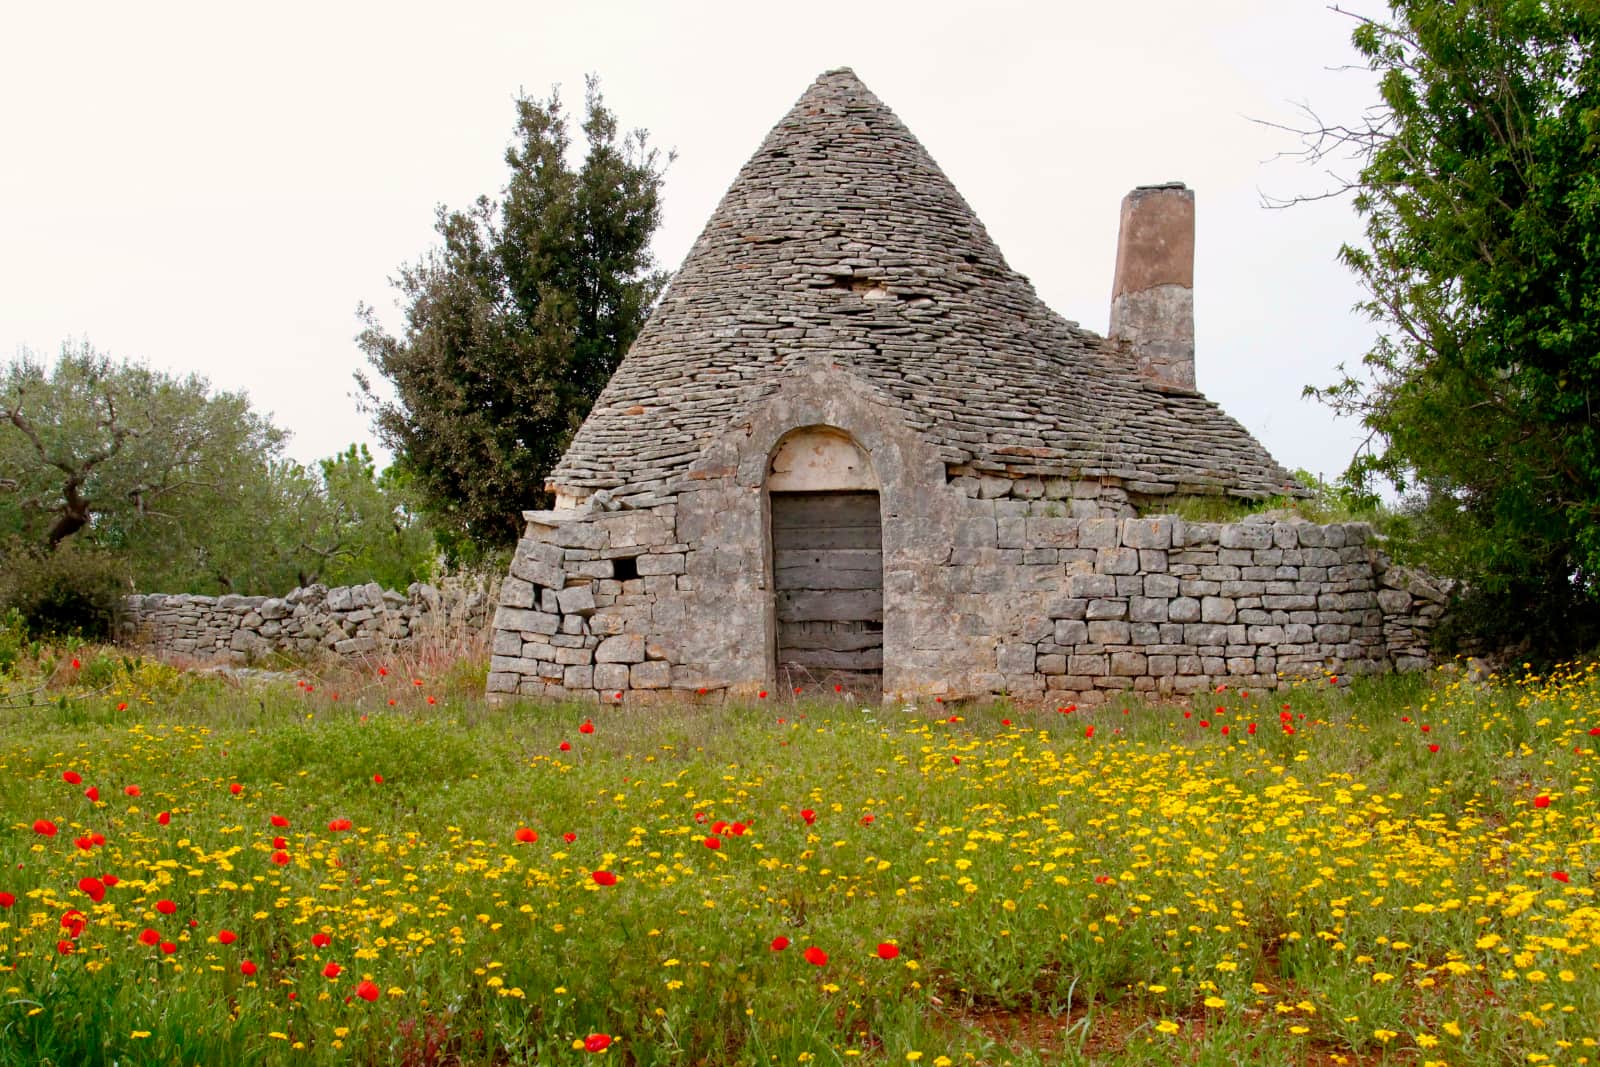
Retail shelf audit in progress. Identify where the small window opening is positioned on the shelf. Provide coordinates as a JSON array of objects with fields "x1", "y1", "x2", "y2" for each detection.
[{"x1": 612, "y1": 556, "x2": 640, "y2": 582}]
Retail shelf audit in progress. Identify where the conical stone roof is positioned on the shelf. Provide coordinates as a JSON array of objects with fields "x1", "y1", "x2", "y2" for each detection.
[{"x1": 550, "y1": 68, "x2": 1297, "y2": 503}]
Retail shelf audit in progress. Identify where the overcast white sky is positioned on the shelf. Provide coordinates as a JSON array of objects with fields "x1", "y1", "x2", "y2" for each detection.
[{"x1": 2, "y1": 1, "x2": 1386, "y2": 482}]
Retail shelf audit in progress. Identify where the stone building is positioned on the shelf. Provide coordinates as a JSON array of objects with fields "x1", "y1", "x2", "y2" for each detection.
[{"x1": 486, "y1": 68, "x2": 1442, "y2": 705}]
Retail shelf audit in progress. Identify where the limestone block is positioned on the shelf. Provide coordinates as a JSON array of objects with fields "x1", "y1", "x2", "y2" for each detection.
[
  {"x1": 500, "y1": 578, "x2": 536, "y2": 610},
  {"x1": 563, "y1": 665, "x2": 594, "y2": 689},
  {"x1": 997, "y1": 644, "x2": 1036, "y2": 675},
  {"x1": 630, "y1": 661, "x2": 671, "y2": 688},
  {"x1": 1143, "y1": 573, "x2": 1179, "y2": 599},
  {"x1": 1219, "y1": 525, "x2": 1273, "y2": 550},
  {"x1": 593, "y1": 663, "x2": 629, "y2": 691},
  {"x1": 1088, "y1": 620, "x2": 1131, "y2": 644},
  {"x1": 492, "y1": 630, "x2": 523, "y2": 656},
  {"x1": 553, "y1": 522, "x2": 608, "y2": 550},
  {"x1": 1376, "y1": 589, "x2": 1412, "y2": 614},
  {"x1": 954, "y1": 516, "x2": 997, "y2": 547},
  {"x1": 556, "y1": 585, "x2": 598, "y2": 616},
  {"x1": 1097, "y1": 547, "x2": 1139, "y2": 575},
  {"x1": 1070, "y1": 574, "x2": 1117, "y2": 597},
  {"x1": 1069, "y1": 654, "x2": 1109, "y2": 675},
  {"x1": 494, "y1": 607, "x2": 561, "y2": 636},
  {"x1": 1201, "y1": 597, "x2": 1237, "y2": 624},
  {"x1": 555, "y1": 646, "x2": 592, "y2": 666},
  {"x1": 637, "y1": 553, "x2": 686, "y2": 577},
  {"x1": 486, "y1": 672, "x2": 518, "y2": 693},
  {"x1": 1079, "y1": 518, "x2": 1120, "y2": 548},
  {"x1": 1246, "y1": 625, "x2": 1286, "y2": 644},
  {"x1": 596, "y1": 633, "x2": 646, "y2": 663},
  {"x1": 1085, "y1": 599, "x2": 1127, "y2": 621},
  {"x1": 514, "y1": 555, "x2": 567, "y2": 591},
  {"x1": 1054, "y1": 619, "x2": 1088, "y2": 645},
  {"x1": 606, "y1": 512, "x2": 671, "y2": 549},
  {"x1": 1129, "y1": 597, "x2": 1168, "y2": 623},
  {"x1": 335, "y1": 636, "x2": 378, "y2": 655},
  {"x1": 1121, "y1": 516, "x2": 1173, "y2": 549},
  {"x1": 1148, "y1": 654, "x2": 1177, "y2": 676},
  {"x1": 1025, "y1": 517, "x2": 1078, "y2": 549},
  {"x1": 560, "y1": 615, "x2": 586, "y2": 636},
  {"x1": 1037, "y1": 654, "x2": 1066, "y2": 675},
  {"x1": 1168, "y1": 597, "x2": 1201, "y2": 623},
  {"x1": 1184, "y1": 623, "x2": 1229, "y2": 647},
  {"x1": 1110, "y1": 651, "x2": 1147, "y2": 676}
]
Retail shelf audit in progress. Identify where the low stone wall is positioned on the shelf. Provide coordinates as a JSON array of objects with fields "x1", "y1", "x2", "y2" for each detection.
[
  {"x1": 485, "y1": 509, "x2": 1450, "y2": 704},
  {"x1": 119, "y1": 581, "x2": 495, "y2": 662}
]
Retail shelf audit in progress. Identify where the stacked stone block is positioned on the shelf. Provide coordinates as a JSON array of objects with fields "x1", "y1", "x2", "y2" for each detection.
[{"x1": 120, "y1": 581, "x2": 493, "y2": 662}]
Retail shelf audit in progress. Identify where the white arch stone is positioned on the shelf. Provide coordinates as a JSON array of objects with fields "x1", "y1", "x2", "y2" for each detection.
[{"x1": 767, "y1": 427, "x2": 878, "y2": 492}]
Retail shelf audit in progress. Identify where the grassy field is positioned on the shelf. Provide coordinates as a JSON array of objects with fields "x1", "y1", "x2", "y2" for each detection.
[{"x1": 0, "y1": 646, "x2": 1597, "y2": 1066}]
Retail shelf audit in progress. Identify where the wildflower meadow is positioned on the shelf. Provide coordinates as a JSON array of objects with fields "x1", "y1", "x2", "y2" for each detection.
[{"x1": 1, "y1": 649, "x2": 1597, "y2": 1065}]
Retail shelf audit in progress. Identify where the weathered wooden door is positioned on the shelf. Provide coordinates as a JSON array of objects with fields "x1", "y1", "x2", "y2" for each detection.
[{"x1": 771, "y1": 491, "x2": 883, "y2": 694}]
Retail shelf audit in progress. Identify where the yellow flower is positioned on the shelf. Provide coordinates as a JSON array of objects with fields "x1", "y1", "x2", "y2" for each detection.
[
  {"x1": 905, "y1": 1054, "x2": 923, "y2": 1063},
  {"x1": 1203, "y1": 996, "x2": 1226, "y2": 1009},
  {"x1": 131, "y1": 1031, "x2": 151, "y2": 1039},
  {"x1": 1373, "y1": 1029, "x2": 1398, "y2": 1043},
  {"x1": 1416, "y1": 1034, "x2": 1439, "y2": 1048},
  {"x1": 1156, "y1": 1020, "x2": 1180, "y2": 1034}
]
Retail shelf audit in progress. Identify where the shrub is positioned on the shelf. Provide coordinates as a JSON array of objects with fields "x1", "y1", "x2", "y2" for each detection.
[{"x1": 0, "y1": 538, "x2": 130, "y2": 639}]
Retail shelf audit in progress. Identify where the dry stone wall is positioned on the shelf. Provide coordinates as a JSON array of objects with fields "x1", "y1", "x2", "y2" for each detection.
[
  {"x1": 120, "y1": 581, "x2": 494, "y2": 662},
  {"x1": 485, "y1": 504, "x2": 1447, "y2": 705}
]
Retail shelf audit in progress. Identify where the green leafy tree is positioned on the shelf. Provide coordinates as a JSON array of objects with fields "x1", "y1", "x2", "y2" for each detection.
[
  {"x1": 1302, "y1": 0, "x2": 1600, "y2": 652},
  {"x1": 356, "y1": 76, "x2": 670, "y2": 556},
  {"x1": 1, "y1": 341, "x2": 286, "y2": 559},
  {"x1": 2, "y1": 344, "x2": 434, "y2": 598}
]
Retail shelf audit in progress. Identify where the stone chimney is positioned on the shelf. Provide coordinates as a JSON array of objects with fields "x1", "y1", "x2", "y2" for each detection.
[{"x1": 1108, "y1": 182, "x2": 1195, "y2": 391}]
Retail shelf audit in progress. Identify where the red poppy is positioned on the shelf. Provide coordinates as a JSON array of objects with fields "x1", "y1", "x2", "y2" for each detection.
[
  {"x1": 378, "y1": 666, "x2": 388, "y2": 677},
  {"x1": 1199, "y1": 720, "x2": 1210, "y2": 728},
  {"x1": 876, "y1": 943, "x2": 900, "y2": 960},
  {"x1": 116, "y1": 702, "x2": 128, "y2": 712},
  {"x1": 270, "y1": 815, "x2": 289, "y2": 828},
  {"x1": 1590, "y1": 727, "x2": 1600, "y2": 736},
  {"x1": 1095, "y1": 874, "x2": 1114, "y2": 884},
  {"x1": 56, "y1": 940, "x2": 73, "y2": 955},
  {"x1": 272, "y1": 850, "x2": 289, "y2": 865},
  {"x1": 229, "y1": 783, "x2": 242, "y2": 795},
  {"x1": 33, "y1": 819, "x2": 56, "y2": 836},
  {"x1": 1552, "y1": 870, "x2": 1571, "y2": 883},
  {"x1": 328, "y1": 818, "x2": 353, "y2": 832},
  {"x1": 160, "y1": 941, "x2": 177, "y2": 955},
  {"x1": 1221, "y1": 726, "x2": 1230, "y2": 736},
  {"x1": 697, "y1": 687, "x2": 708, "y2": 695},
  {"x1": 584, "y1": 1034, "x2": 612, "y2": 1052},
  {"x1": 241, "y1": 959, "x2": 258, "y2": 976},
  {"x1": 355, "y1": 979, "x2": 380, "y2": 1002},
  {"x1": 1534, "y1": 795, "x2": 1552, "y2": 809},
  {"x1": 758, "y1": 691, "x2": 768, "y2": 699},
  {"x1": 703, "y1": 835, "x2": 721, "y2": 850},
  {"x1": 312, "y1": 932, "x2": 331, "y2": 948},
  {"x1": 62, "y1": 770, "x2": 82, "y2": 785},
  {"x1": 730, "y1": 822, "x2": 748, "y2": 835},
  {"x1": 71, "y1": 658, "x2": 81, "y2": 670},
  {"x1": 1247, "y1": 723, "x2": 1257, "y2": 735},
  {"x1": 426, "y1": 696, "x2": 437, "y2": 705},
  {"x1": 559, "y1": 741, "x2": 572, "y2": 751},
  {"x1": 372, "y1": 774, "x2": 384, "y2": 784},
  {"x1": 124, "y1": 785, "x2": 140, "y2": 797},
  {"x1": 834, "y1": 684, "x2": 843, "y2": 693},
  {"x1": 952, "y1": 756, "x2": 961, "y2": 765},
  {"x1": 803, "y1": 946, "x2": 828, "y2": 966},
  {"x1": 272, "y1": 836, "x2": 288, "y2": 849},
  {"x1": 1000, "y1": 719, "x2": 1011, "y2": 726},
  {"x1": 771, "y1": 936, "x2": 790, "y2": 951},
  {"x1": 322, "y1": 961, "x2": 342, "y2": 979},
  {"x1": 515, "y1": 827, "x2": 538, "y2": 844},
  {"x1": 800, "y1": 809, "x2": 816, "y2": 825},
  {"x1": 0, "y1": 892, "x2": 13, "y2": 909},
  {"x1": 75, "y1": 836, "x2": 94, "y2": 851},
  {"x1": 591, "y1": 870, "x2": 617, "y2": 886},
  {"x1": 218, "y1": 929, "x2": 238, "y2": 945},
  {"x1": 85, "y1": 786, "x2": 100, "y2": 802},
  {"x1": 102, "y1": 874, "x2": 118, "y2": 886},
  {"x1": 563, "y1": 832, "x2": 577, "y2": 843},
  {"x1": 77, "y1": 877, "x2": 106, "y2": 903},
  {"x1": 155, "y1": 899, "x2": 177, "y2": 915},
  {"x1": 1429, "y1": 744, "x2": 1440, "y2": 753},
  {"x1": 156, "y1": 811, "x2": 170, "y2": 825},
  {"x1": 860, "y1": 814, "x2": 874, "y2": 825},
  {"x1": 1084, "y1": 725, "x2": 1095, "y2": 739},
  {"x1": 139, "y1": 928, "x2": 160, "y2": 946},
  {"x1": 579, "y1": 720, "x2": 595, "y2": 734},
  {"x1": 61, "y1": 910, "x2": 87, "y2": 938}
]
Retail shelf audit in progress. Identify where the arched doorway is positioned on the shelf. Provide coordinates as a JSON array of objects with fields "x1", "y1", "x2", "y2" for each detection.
[{"x1": 767, "y1": 428, "x2": 883, "y2": 695}]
